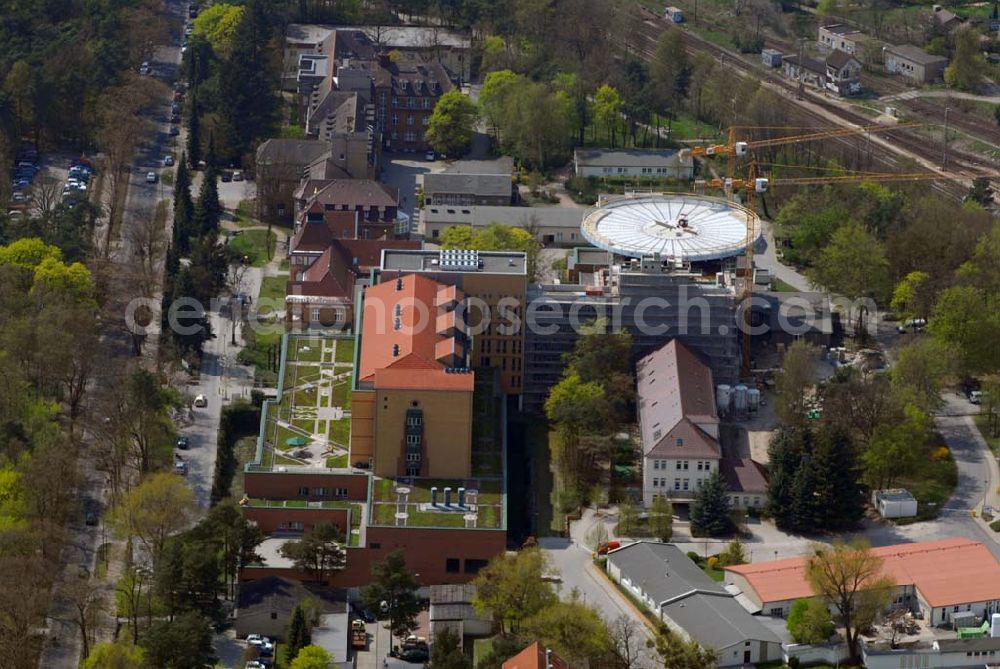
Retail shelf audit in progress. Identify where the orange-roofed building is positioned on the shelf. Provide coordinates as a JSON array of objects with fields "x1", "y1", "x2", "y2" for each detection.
[
  {"x1": 724, "y1": 538, "x2": 1000, "y2": 626},
  {"x1": 502, "y1": 642, "x2": 569, "y2": 669},
  {"x1": 351, "y1": 273, "x2": 474, "y2": 478}
]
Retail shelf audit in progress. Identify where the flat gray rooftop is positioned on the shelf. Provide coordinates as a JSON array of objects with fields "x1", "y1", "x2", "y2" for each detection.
[{"x1": 381, "y1": 249, "x2": 527, "y2": 275}]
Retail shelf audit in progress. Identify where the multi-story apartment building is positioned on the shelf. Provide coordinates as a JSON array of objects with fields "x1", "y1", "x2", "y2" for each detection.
[
  {"x1": 375, "y1": 52, "x2": 452, "y2": 153},
  {"x1": 379, "y1": 249, "x2": 529, "y2": 396}
]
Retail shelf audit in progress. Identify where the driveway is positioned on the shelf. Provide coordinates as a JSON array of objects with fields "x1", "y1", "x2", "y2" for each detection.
[{"x1": 379, "y1": 153, "x2": 447, "y2": 225}]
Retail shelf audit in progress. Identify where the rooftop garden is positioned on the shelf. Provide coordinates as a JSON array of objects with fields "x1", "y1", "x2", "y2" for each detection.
[
  {"x1": 255, "y1": 334, "x2": 356, "y2": 471},
  {"x1": 369, "y1": 476, "x2": 505, "y2": 529}
]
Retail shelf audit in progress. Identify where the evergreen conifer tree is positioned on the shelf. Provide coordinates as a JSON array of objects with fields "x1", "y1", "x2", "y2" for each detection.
[{"x1": 690, "y1": 472, "x2": 735, "y2": 537}]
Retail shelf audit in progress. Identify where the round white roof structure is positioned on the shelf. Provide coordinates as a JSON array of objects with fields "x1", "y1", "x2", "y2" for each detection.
[{"x1": 581, "y1": 194, "x2": 760, "y2": 262}]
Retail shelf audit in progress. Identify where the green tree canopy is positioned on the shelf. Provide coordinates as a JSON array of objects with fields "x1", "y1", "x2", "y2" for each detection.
[
  {"x1": 945, "y1": 26, "x2": 987, "y2": 91},
  {"x1": 521, "y1": 597, "x2": 612, "y2": 665},
  {"x1": 279, "y1": 522, "x2": 347, "y2": 583},
  {"x1": 787, "y1": 598, "x2": 834, "y2": 644},
  {"x1": 426, "y1": 90, "x2": 478, "y2": 156},
  {"x1": 473, "y1": 548, "x2": 558, "y2": 635},
  {"x1": 289, "y1": 645, "x2": 333, "y2": 669},
  {"x1": 930, "y1": 285, "x2": 1000, "y2": 375},
  {"x1": 192, "y1": 3, "x2": 245, "y2": 56},
  {"x1": 689, "y1": 471, "x2": 734, "y2": 537},
  {"x1": 808, "y1": 221, "x2": 891, "y2": 303},
  {"x1": 890, "y1": 271, "x2": 933, "y2": 322},
  {"x1": 361, "y1": 550, "x2": 421, "y2": 641},
  {"x1": 81, "y1": 641, "x2": 144, "y2": 669},
  {"x1": 440, "y1": 222, "x2": 541, "y2": 280}
]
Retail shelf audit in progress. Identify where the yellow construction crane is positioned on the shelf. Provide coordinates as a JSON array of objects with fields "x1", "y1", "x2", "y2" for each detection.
[{"x1": 682, "y1": 122, "x2": 990, "y2": 378}]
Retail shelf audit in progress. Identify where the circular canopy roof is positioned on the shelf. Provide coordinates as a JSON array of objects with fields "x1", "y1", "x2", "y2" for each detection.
[{"x1": 581, "y1": 194, "x2": 759, "y2": 262}]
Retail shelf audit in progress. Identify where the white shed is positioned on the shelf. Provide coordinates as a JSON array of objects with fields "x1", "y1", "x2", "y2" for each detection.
[{"x1": 873, "y1": 489, "x2": 918, "y2": 519}]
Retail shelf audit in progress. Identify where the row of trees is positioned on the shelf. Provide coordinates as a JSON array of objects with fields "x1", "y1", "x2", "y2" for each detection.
[
  {"x1": 545, "y1": 321, "x2": 635, "y2": 510},
  {"x1": 183, "y1": 1, "x2": 282, "y2": 167}
]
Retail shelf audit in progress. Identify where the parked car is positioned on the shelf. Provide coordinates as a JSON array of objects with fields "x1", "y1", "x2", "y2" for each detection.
[
  {"x1": 896, "y1": 318, "x2": 927, "y2": 334},
  {"x1": 425, "y1": 150, "x2": 436, "y2": 161},
  {"x1": 221, "y1": 171, "x2": 232, "y2": 182},
  {"x1": 193, "y1": 394, "x2": 207, "y2": 408},
  {"x1": 970, "y1": 391, "x2": 983, "y2": 405},
  {"x1": 139, "y1": 61, "x2": 152, "y2": 75},
  {"x1": 146, "y1": 171, "x2": 157, "y2": 184},
  {"x1": 174, "y1": 461, "x2": 187, "y2": 475},
  {"x1": 232, "y1": 170, "x2": 243, "y2": 181},
  {"x1": 246, "y1": 634, "x2": 272, "y2": 647},
  {"x1": 85, "y1": 509, "x2": 98, "y2": 526},
  {"x1": 397, "y1": 648, "x2": 429, "y2": 663},
  {"x1": 176, "y1": 436, "x2": 190, "y2": 450},
  {"x1": 163, "y1": 154, "x2": 175, "y2": 167},
  {"x1": 169, "y1": 126, "x2": 179, "y2": 136}
]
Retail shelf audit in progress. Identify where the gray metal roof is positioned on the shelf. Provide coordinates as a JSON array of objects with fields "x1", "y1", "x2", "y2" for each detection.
[
  {"x1": 886, "y1": 44, "x2": 948, "y2": 65},
  {"x1": 423, "y1": 205, "x2": 584, "y2": 230},
  {"x1": 607, "y1": 542, "x2": 780, "y2": 651},
  {"x1": 574, "y1": 148, "x2": 691, "y2": 169},
  {"x1": 380, "y1": 249, "x2": 527, "y2": 275},
  {"x1": 937, "y1": 637, "x2": 1000, "y2": 653},
  {"x1": 423, "y1": 172, "x2": 512, "y2": 199},
  {"x1": 441, "y1": 157, "x2": 514, "y2": 176}
]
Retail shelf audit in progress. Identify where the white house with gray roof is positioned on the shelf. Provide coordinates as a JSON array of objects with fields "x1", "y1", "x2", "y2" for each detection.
[
  {"x1": 422, "y1": 158, "x2": 516, "y2": 207},
  {"x1": 573, "y1": 149, "x2": 694, "y2": 179},
  {"x1": 606, "y1": 542, "x2": 782, "y2": 667}
]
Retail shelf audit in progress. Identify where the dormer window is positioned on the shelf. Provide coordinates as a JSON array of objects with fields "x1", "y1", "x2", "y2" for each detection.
[{"x1": 676, "y1": 438, "x2": 683, "y2": 447}]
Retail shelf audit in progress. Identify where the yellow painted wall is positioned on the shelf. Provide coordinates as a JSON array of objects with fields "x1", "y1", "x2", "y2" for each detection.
[{"x1": 372, "y1": 387, "x2": 473, "y2": 478}]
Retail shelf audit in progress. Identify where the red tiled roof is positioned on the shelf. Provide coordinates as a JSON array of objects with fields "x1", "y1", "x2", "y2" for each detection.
[
  {"x1": 286, "y1": 246, "x2": 355, "y2": 299},
  {"x1": 308, "y1": 179, "x2": 399, "y2": 208},
  {"x1": 359, "y1": 274, "x2": 472, "y2": 392},
  {"x1": 291, "y1": 212, "x2": 359, "y2": 253},
  {"x1": 335, "y1": 238, "x2": 420, "y2": 272},
  {"x1": 719, "y1": 458, "x2": 769, "y2": 494},
  {"x1": 373, "y1": 367, "x2": 473, "y2": 391},
  {"x1": 502, "y1": 642, "x2": 568, "y2": 669},
  {"x1": 726, "y1": 538, "x2": 1000, "y2": 608}
]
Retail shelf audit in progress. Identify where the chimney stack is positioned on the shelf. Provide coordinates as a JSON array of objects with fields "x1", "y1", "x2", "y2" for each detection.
[
  {"x1": 443, "y1": 487, "x2": 452, "y2": 507},
  {"x1": 431, "y1": 487, "x2": 438, "y2": 507},
  {"x1": 458, "y1": 487, "x2": 466, "y2": 507}
]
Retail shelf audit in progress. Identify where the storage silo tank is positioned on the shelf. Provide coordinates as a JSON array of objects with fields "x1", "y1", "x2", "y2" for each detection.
[
  {"x1": 991, "y1": 613, "x2": 1000, "y2": 638},
  {"x1": 733, "y1": 385, "x2": 749, "y2": 413},
  {"x1": 716, "y1": 385, "x2": 732, "y2": 414},
  {"x1": 748, "y1": 388, "x2": 761, "y2": 412}
]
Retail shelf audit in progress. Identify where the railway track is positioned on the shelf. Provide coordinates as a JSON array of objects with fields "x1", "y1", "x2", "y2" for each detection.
[{"x1": 630, "y1": 5, "x2": 982, "y2": 201}]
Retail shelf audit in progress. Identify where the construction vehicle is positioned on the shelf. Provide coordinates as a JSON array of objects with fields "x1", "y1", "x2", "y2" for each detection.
[{"x1": 351, "y1": 619, "x2": 367, "y2": 650}]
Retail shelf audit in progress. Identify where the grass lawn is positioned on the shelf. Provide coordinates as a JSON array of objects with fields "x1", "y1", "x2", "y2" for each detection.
[
  {"x1": 256, "y1": 276, "x2": 287, "y2": 317},
  {"x1": 654, "y1": 111, "x2": 723, "y2": 142},
  {"x1": 334, "y1": 339, "x2": 355, "y2": 363},
  {"x1": 278, "y1": 124, "x2": 306, "y2": 139},
  {"x1": 975, "y1": 414, "x2": 1000, "y2": 456},
  {"x1": 234, "y1": 199, "x2": 259, "y2": 227},
  {"x1": 227, "y1": 229, "x2": 277, "y2": 267},
  {"x1": 328, "y1": 418, "x2": 350, "y2": 447},
  {"x1": 326, "y1": 453, "x2": 349, "y2": 468},
  {"x1": 703, "y1": 564, "x2": 725, "y2": 581},
  {"x1": 230, "y1": 436, "x2": 259, "y2": 501},
  {"x1": 894, "y1": 439, "x2": 959, "y2": 523},
  {"x1": 770, "y1": 277, "x2": 799, "y2": 292}
]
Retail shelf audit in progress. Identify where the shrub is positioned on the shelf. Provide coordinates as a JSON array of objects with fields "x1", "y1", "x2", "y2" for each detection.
[
  {"x1": 687, "y1": 551, "x2": 702, "y2": 564},
  {"x1": 933, "y1": 446, "x2": 951, "y2": 461},
  {"x1": 991, "y1": 519, "x2": 1000, "y2": 532},
  {"x1": 707, "y1": 556, "x2": 719, "y2": 570}
]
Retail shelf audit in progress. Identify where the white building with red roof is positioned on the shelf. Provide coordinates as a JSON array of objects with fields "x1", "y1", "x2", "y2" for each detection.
[{"x1": 725, "y1": 538, "x2": 1000, "y2": 626}]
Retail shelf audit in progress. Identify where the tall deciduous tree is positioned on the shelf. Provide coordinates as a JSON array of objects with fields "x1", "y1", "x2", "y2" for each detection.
[
  {"x1": 426, "y1": 90, "x2": 478, "y2": 157},
  {"x1": 945, "y1": 26, "x2": 987, "y2": 91},
  {"x1": 473, "y1": 548, "x2": 557, "y2": 636},
  {"x1": 930, "y1": 285, "x2": 1000, "y2": 376},
  {"x1": 890, "y1": 271, "x2": 933, "y2": 322},
  {"x1": 142, "y1": 611, "x2": 216, "y2": 669},
  {"x1": 649, "y1": 495, "x2": 673, "y2": 541},
  {"x1": 361, "y1": 550, "x2": 422, "y2": 642},
  {"x1": 521, "y1": 596, "x2": 613, "y2": 666},
  {"x1": 650, "y1": 28, "x2": 689, "y2": 121},
  {"x1": 109, "y1": 472, "x2": 196, "y2": 564},
  {"x1": 774, "y1": 340, "x2": 820, "y2": 428},
  {"x1": 809, "y1": 221, "x2": 891, "y2": 312},
  {"x1": 279, "y1": 523, "x2": 346, "y2": 583},
  {"x1": 806, "y1": 540, "x2": 894, "y2": 664},
  {"x1": 289, "y1": 645, "x2": 333, "y2": 669},
  {"x1": 787, "y1": 598, "x2": 834, "y2": 644},
  {"x1": 430, "y1": 626, "x2": 471, "y2": 669},
  {"x1": 81, "y1": 640, "x2": 144, "y2": 669},
  {"x1": 593, "y1": 84, "x2": 624, "y2": 147},
  {"x1": 287, "y1": 605, "x2": 312, "y2": 659},
  {"x1": 891, "y1": 339, "x2": 953, "y2": 411}
]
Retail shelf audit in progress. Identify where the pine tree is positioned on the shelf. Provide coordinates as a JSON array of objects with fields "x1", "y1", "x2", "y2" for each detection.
[
  {"x1": 766, "y1": 427, "x2": 807, "y2": 529},
  {"x1": 187, "y1": 96, "x2": 201, "y2": 167},
  {"x1": 689, "y1": 472, "x2": 735, "y2": 537},
  {"x1": 815, "y1": 427, "x2": 864, "y2": 530},
  {"x1": 193, "y1": 170, "x2": 222, "y2": 236},
  {"x1": 287, "y1": 605, "x2": 311, "y2": 659},
  {"x1": 790, "y1": 450, "x2": 824, "y2": 532},
  {"x1": 173, "y1": 154, "x2": 194, "y2": 253}
]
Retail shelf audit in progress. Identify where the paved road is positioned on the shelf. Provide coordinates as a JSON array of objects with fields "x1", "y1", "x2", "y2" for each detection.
[
  {"x1": 38, "y1": 2, "x2": 187, "y2": 667},
  {"x1": 540, "y1": 516, "x2": 659, "y2": 668}
]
